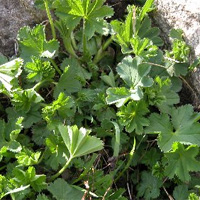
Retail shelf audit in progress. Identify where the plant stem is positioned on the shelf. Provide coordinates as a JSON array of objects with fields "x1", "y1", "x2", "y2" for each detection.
[
  {"x1": 82, "y1": 18, "x2": 87, "y2": 57},
  {"x1": 50, "y1": 156, "x2": 73, "y2": 182},
  {"x1": 44, "y1": 0, "x2": 56, "y2": 39},
  {"x1": 93, "y1": 36, "x2": 113, "y2": 64},
  {"x1": 33, "y1": 79, "x2": 51, "y2": 91},
  {"x1": 63, "y1": 37, "x2": 78, "y2": 58},
  {"x1": 50, "y1": 58, "x2": 62, "y2": 75},
  {"x1": 115, "y1": 138, "x2": 136, "y2": 182}
]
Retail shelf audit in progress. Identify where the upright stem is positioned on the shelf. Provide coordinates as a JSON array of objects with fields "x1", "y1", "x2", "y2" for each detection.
[
  {"x1": 82, "y1": 18, "x2": 87, "y2": 57},
  {"x1": 50, "y1": 156, "x2": 73, "y2": 182},
  {"x1": 50, "y1": 58, "x2": 62, "y2": 75},
  {"x1": 44, "y1": 0, "x2": 56, "y2": 39}
]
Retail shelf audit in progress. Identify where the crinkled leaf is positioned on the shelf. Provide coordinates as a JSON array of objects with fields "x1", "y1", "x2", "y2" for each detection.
[
  {"x1": 117, "y1": 101, "x2": 149, "y2": 134},
  {"x1": 137, "y1": 171, "x2": 162, "y2": 200},
  {"x1": 47, "y1": 178, "x2": 84, "y2": 200},
  {"x1": 58, "y1": 124, "x2": 103, "y2": 158},
  {"x1": 146, "y1": 105, "x2": 200, "y2": 152},
  {"x1": 12, "y1": 89, "x2": 43, "y2": 113},
  {"x1": 0, "y1": 58, "x2": 23, "y2": 91},
  {"x1": 42, "y1": 92, "x2": 75, "y2": 124},
  {"x1": 16, "y1": 148, "x2": 41, "y2": 166},
  {"x1": 17, "y1": 25, "x2": 59, "y2": 62},
  {"x1": 25, "y1": 57, "x2": 55, "y2": 82},
  {"x1": 164, "y1": 143, "x2": 200, "y2": 182},
  {"x1": 145, "y1": 77, "x2": 179, "y2": 113}
]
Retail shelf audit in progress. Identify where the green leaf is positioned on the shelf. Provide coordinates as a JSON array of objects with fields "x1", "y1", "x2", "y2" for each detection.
[
  {"x1": 47, "y1": 178, "x2": 84, "y2": 200},
  {"x1": 173, "y1": 185, "x2": 189, "y2": 200},
  {"x1": 17, "y1": 25, "x2": 59, "y2": 62},
  {"x1": 16, "y1": 148, "x2": 41, "y2": 166},
  {"x1": 117, "y1": 101, "x2": 149, "y2": 134},
  {"x1": 25, "y1": 57, "x2": 55, "y2": 82},
  {"x1": 164, "y1": 143, "x2": 200, "y2": 182},
  {"x1": 137, "y1": 171, "x2": 162, "y2": 200},
  {"x1": 145, "y1": 77, "x2": 180, "y2": 113},
  {"x1": 106, "y1": 87, "x2": 131, "y2": 107},
  {"x1": 58, "y1": 124, "x2": 104, "y2": 158},
  {"x1": 42, "y1": 92, "x2": 75, "y2": 124},
  {"x1": 60, "y1": 57, "x2": 91, "y2": 84},
  {"x1": 53, "y1": 0, "x2": 113, "y2": 38},
  {"x1": 130, "y1": 36, "x2": 158, "y2": 58},
  {"x1": 12, "y1": 89, "x2": 43, "y2": 113},
  {"x1": 0, "y1": 53, "x2": 8, "y2": 65},
  {"x1": 138, "y1": 0, "x2": 154, "y2": 22},
  {"x1": 12, "y1": 166, "x2": 47, "y2": 192},
  {"x1": 170, "y1": 29, "x2": 184, "y2": 41},
  {"x1": 0, "y1": 58, "x2": 23, "y2": 91},
  {"x1": 54, "y1": 66, "x2": 82, "y2": 98},
  {"x1": 146, "y1": 105, "x2": 200, "y2": 152},
  {"x1": 116, "y1": 56, "x2": 153, "y2": 99},
  {"x1": 101, "y1": 69, "x2": 115, "y2": 87},
  {"x1": 111, "y1": 7, "x2": 134, "y2": 53},
  {"x1": 36, "y1": 194, "x2": 49, "y2": 200},
  {"x1": 32, "y1": 123, "x2": 51, "y2": 146},
  {"x1": 112, "y1": 122, "x2": 120, "y2": 157},
  {"x1": 45, "y1": 134, "x2": 67, "y2": 170}
]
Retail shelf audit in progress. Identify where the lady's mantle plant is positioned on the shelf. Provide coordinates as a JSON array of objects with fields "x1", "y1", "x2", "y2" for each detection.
[{"x1": 0, "y1": 0, "x2": 200, "y2": 199}]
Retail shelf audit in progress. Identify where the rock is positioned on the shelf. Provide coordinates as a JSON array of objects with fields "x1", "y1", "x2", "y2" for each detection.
[
  {"x1": 0, "y1": 0, "x2": 46, "y2": 57},
  {"x1": 153, "y1": 0, "x2": 200, "y2": 106}
]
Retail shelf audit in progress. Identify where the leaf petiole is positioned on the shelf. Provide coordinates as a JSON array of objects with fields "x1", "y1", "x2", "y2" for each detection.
[{"x1": 50, "y1": 156, "x2": 73, "y2": 182}]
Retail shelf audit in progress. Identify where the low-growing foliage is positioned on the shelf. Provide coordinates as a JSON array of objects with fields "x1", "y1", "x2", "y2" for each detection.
[{"x1": 0, "y1": 0, "x2": 200, "y2": 199}]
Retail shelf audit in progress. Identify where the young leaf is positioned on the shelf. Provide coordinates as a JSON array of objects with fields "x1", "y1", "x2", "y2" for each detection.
[
  {"x1": 145, "y1": 77, "x2": 180, "y2": 113},
  {"x1": 117, "y1": 101, "x2": 149, "y2": 134},
  {"x1": 58, "y1": 124, "x2": 104, "y2": 158},
  {"x1": 138, "y1": 0, "x2": 154, "y2": 22},
  {"x1": 17, "y1": 25, "x2": 59, "y2": 62},
  {"x1": 47, "y1": 178, "x2": 84, "y2": 200},
  {"x1": 12, "y1": 89, "x2": 43, "y2": 113},
  {"x1": 16, "y1": 148, "x2": 41, "y2": 166},
  {"x1": 0, "y1": 58, "x2": 23, "y2": 91},
  {"x1": 137, "y1": 171, "x2": 162, "y2": 200},
  {"x1": 146, "y1": 105, "x2": 200, "y2": 152},
  {"x1": 164, "y1": 143, "x2": 200, "y2": 182},
  {"x1": 25, "y1": 57, "x2": 55, "y2": 82}
]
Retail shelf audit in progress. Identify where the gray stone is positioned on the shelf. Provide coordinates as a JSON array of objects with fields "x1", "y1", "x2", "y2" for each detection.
[
  {"x1": 0, "y1": 0, "x2": 46, "y2": 57},
  {"x1": 153, "y1": 0, "x2": 200, "y2": 106}
]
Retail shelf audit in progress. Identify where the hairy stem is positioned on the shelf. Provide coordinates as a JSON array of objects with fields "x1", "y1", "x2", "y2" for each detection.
[{"x1": 44, "y1": 0, "x2": 56, "y2": 39}]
